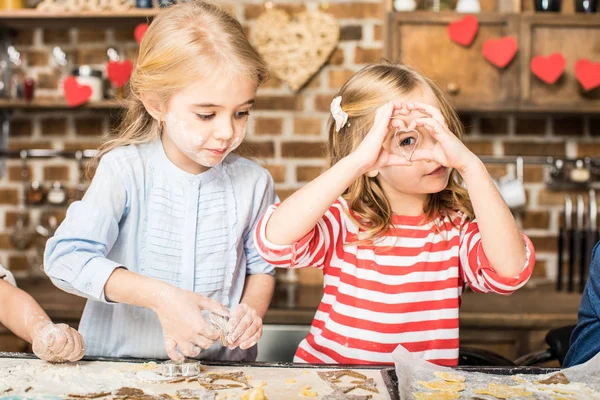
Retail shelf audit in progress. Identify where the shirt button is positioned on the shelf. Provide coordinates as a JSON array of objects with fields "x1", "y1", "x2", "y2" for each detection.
[{"x1": 85, "y1": 282, "x2": 92, "y2": 292}]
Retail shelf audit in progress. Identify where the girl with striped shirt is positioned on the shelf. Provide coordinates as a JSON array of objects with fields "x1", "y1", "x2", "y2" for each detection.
[{"x1": 255, "y1": 62, "x2": 535, "y2": 366}]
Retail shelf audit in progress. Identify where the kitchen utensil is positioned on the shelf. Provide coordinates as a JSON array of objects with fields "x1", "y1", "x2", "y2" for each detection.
[
  {"x1": 158, "y1": 359, "x2": 201, "y2": 378},
  {"x1": 567, "y1": 195, "x2": 576, "y2": 292},
  {"x1": 584, "y1": 189, "x2": 597, "y2": 290},
  {"x1": 577, "y1": 194, "x2": 586, "y2": 293},
  {"x1": 10, "y1": 150, "x2": 33, "y2": 250},
  {"x1": 557, "y1": 195, "x2": 571, "y2": 291}
]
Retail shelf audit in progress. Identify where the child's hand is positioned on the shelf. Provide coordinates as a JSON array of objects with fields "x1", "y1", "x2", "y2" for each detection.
[
  {"x1": 397, "y1": 102, "x2": 479, "y2": 174},
  {"x1": 153, "y1": 286, "x2": 229, "y2": 361},
  {"x1": 351, "y1": 101, "x2": 413, "y2": 175},
  {"x1": 32, "y1": 322, "x2": 85, "y2": 363},
  {"x1": 225, "y1": 303, "x2": 262, "y2": 350}
]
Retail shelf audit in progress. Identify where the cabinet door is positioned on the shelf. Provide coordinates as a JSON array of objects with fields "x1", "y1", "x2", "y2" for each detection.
[
  {"x1": 386, "y1": 12, "x2": 520, "y2": 112},
  {"x1": 520, "y1": 14, "x2": 600, "y2": 113}
]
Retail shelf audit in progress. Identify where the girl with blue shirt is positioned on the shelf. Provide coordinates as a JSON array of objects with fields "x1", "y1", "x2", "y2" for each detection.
[{"x1": 44, "y1": 1, "x2": 277, "y2": 362}]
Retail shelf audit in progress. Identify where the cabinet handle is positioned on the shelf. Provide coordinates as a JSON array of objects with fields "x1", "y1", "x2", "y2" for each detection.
[{"x1": 446, "y1": 82, "x2": 460, "y2": 96}]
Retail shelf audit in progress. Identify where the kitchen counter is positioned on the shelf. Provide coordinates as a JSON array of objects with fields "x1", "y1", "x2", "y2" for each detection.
[
  {"x1": 0, "y1": 277, "x2": 582, "y2": 331},
  {"x1": 0, "y1": 277, "x2": 584, "y2": 361}
]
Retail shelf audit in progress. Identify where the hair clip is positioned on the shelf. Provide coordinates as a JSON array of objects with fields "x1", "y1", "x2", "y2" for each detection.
[{"x1": 330, "y1": 96, "x2": 349, "y2": 132}]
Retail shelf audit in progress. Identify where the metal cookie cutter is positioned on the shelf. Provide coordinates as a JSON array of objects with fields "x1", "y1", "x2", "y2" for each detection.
[
  {"x1": 159, "y1": 359, "x2": 202, "y2": 378},
  {"x1": 208, "y1": 313, "x2": 231, "y2": 347}
]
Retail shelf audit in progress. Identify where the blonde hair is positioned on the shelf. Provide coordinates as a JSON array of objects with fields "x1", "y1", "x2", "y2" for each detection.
[
  {"x1": 94, "y1": 0, "x2": 269, "y2": 165},
  {"x1": 329, "y1": 61, "x2": 474, "y2": 242}
]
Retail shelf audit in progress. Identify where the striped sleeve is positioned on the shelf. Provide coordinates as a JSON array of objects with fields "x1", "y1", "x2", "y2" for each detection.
[
  {"x1": 254, "y1": 199, "x2": 347, "y2": 269},
  {"x1": 458, "y1": 219, "x2": 535, "y2": 295}
]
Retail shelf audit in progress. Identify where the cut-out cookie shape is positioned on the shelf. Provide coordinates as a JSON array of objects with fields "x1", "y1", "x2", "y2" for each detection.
[
  {"x1": 418, "y1": 380, "x2": 466, "y2": 392},
  {"x1": 413, "y1": 392, "x2": 460, "y2": 400},
  {"x1": 474, "y1": 383, "x2": 532, "y2": 399},
  {"x1": 318, "y1": 370, "x2": 378, "y2": 395},
  {"x1": 192, "y1": 371, "x2": 251, "y2": 391},
  {"x1": 176, "y1": 389, "x2": 216, "y2": 400},
  {"x1": 434, "y1": 371, "x2": 466, "y2": 383}
]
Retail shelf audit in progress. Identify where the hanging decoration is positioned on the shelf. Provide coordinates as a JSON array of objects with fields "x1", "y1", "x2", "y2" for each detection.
[
  {"x1": 107, "y1": 60, "x2": 133, "y2": 88},
  {"x1": 447, "y1": 15, "x2": 479, "y2": 47},
  {"x1": 575, "y1": 59, "x2": 600, "y2": 91},
  {"x1": 135, "y1": 23, "x2": 149, "y2": 45},
  {"x1": 530, "y1": 53, "x2": 566, "y2": 84},
  {"x1": 482, "y1": 36, "x2": 518, "y2": 69},
  {"x1": 63, "y1": 76, "x2": 92, "y2": 107},
  {"x1": 250, "y1": 7, "x2": 340, "y2": 91}
]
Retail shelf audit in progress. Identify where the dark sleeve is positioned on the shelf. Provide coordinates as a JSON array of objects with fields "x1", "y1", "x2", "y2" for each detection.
[{"x1": 564, "y1": 242, "x2": 600, "y2": 367}]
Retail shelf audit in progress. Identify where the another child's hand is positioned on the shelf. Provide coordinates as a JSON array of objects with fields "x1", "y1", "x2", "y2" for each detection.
[
  {"x1": 32, "y1": 322, "x2": 85, "y2": 363},
  {"x1": 225, "y1": 303, "x2": 262, "y2": 350},
  {"x1": 396, "y1": 102, "x2": 479, "y2": 174},
  {"x1": 153, "y1": 286, "x2": 229, "y2": 361},
  {"x1": 352, "y1": 101, "x2": 413, "y2": 175}
]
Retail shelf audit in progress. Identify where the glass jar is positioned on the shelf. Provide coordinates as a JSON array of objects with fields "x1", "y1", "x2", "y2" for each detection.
[{"x1": 72, "y1": 65, "x2": 103, "y2": 102}]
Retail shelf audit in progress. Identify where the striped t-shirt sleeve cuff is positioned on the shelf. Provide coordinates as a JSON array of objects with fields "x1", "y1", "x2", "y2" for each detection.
[
  {"x1": 478, "y1": 234, "x2": 535, "y2": 294},
  {"x1": 254, "y1": 205, "x2": 315, "y2": 267}
]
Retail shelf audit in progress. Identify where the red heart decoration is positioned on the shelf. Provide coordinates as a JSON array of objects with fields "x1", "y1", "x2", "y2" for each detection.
[
  {"x1": 447, "y1": 15, "x2": 479, "y2": 47},
  {"x1": 482, "y1": 37, "x2": 518, "y2": 69},
  {"x1": 575, "y1": 59, "x2": 600, "y2": 91},
  {"x1": 63, "y1": 76, "x2": 92, "y2": 107},
  {"x1": 134, "y1": 23, "x2": 149, "y2": 45},
  {"x1": 531, "y1": 53, "x2": 566, "y2": 85},
  {"x1": 107, "y1": 60, "x2": 133, "y2": 88}
]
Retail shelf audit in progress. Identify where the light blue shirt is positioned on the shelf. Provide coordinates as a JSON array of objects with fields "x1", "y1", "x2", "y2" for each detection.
[{"x1": 44, "y1": 140, "x2": 277, "y2": 361}]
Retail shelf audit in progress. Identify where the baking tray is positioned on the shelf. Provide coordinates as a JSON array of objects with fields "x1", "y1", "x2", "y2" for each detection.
[{"x1": 380, "y1": 366, "x2": 559, "y2": 400}]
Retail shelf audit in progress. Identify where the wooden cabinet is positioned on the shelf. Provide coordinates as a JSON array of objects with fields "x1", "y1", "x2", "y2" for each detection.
[
  {"x1": 386, "y1": 12, "x2": 520, "y2": 112},
  {"x1": 520, "y1": 14, "x2": 600, "y2": 113},
  {"x1": 385, "y1": 12, "x2": 600, "y2": 114}
]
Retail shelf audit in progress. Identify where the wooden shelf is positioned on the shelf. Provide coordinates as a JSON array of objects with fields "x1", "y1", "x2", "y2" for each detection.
[
  {"x1": 0, "y1": 8, "x2": 161, "y2": 28},
  {"x1": 0, "y1": 99, "x2": 124, "y2": 110},
  {"x1": 386, "y1": 11, "x2": 600, "y2": 115}
]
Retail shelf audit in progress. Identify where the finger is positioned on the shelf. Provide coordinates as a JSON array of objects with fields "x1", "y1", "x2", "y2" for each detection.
[
  {"x1": 193, "y1": 335, "x2": 215, "y2": 350},
  {"x1": 407, "y1": 102, "x2": 447, "y2": 128},
  {"x1": 164, "y1": 336, "x2": 184, "y2": 362},
  {"x1": 65, "y1": 328, "x2": 84, "y2": 362},
  {"x1": 180, "y1": 342, "x2": 201, "y2": 358},
  {"x1": 232, "y1": 319, "x2": 261, "y2": 349},
  {"x1": 370, "y1": 102, "x2": 394, "y2": 139},
  {"x1": 413, "y1": 117, "x2": 445, "y2": 139},
  {"x1": 390, "y1": 118, "x2": 408, "y2": 129},
  {"x1": 226, "y1": 304, "x2": 247, "y2": 333},
  {"x1": 228, "y1": 313, "x2": 254, "y2": 345},
  {"x1": 239, "y1": 327, "x2": 263, "y2": 350},
  {"x1": 198, "y1": 316, "x2": 219, "y2": 340},
  {"x1": 410, "y1": 149, "x2": 435, "y2": 162},
  {"x1": 72, "y1": 333, "x2": 86, "y2": 362},
  {"x1": 54, "y1": 325, "x2": 75, "y2": 359},
  {"x1": 198, "y1": 296, "x2": 230, "y2": 317}
]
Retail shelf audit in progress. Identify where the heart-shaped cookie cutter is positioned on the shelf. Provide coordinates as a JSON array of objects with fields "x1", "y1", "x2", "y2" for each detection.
[
  {"x1": 393, "y1": 128, "x2": 420, "y2": 161},
  {"x1": 208, "y1": 313, "x2": 231, "y2": 347}
]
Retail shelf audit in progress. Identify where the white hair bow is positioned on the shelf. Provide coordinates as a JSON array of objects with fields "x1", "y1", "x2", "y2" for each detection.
[{"x1": 330, "y1": 96, "x2": 349, "y2": 132}]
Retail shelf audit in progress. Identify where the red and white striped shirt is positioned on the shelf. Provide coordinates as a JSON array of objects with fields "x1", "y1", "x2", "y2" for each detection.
[{"x1": 254, "y1": 198, "x2": 535, "y2": 366}]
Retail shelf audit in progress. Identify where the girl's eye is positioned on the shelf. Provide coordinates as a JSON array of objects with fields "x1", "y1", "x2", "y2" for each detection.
[
  {"x1": 235, "y1": 110, "x2": 251, "y2": 119},
  {"x1": 196, "y1": 113, "x2": 215, "y2": 121},
  {"x1": 400, "y1": 137, "x2": 416, "y2": 147}
]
